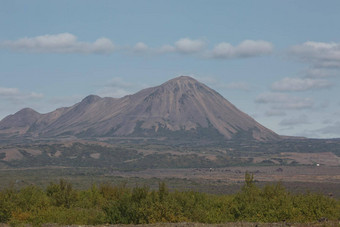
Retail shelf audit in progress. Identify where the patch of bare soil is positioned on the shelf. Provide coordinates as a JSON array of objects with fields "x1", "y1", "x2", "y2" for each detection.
[
  {"x1": 280, "y1": 152, "x2": 340, "y2": 166},
  {"x1": 0, "y1": 148, "x2": 23, "y2": 161},
  {"x1": 25, "y1": 148, "x2": 43, "y2": 156},
  {"x1": 108, "y1": 166, "x2": 340, "y2": 184},
  {"x1": 0, "y1": 148, "x2": 42, "y2": 161}
]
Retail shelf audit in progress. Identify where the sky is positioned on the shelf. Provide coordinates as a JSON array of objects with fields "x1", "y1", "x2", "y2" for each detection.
[{"x1": 1, "y1": 0, "x2": 340, "y2": 138}]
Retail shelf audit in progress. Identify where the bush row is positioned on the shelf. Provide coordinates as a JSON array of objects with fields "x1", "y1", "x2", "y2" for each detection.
[{"x1": 0, "y1": 173, "x2": 339, "y2": 226}]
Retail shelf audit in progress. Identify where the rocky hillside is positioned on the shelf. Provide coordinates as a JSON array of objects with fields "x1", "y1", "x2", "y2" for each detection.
[{"x1": 0, "y1": 76, "x2": 279, "y2": 142}]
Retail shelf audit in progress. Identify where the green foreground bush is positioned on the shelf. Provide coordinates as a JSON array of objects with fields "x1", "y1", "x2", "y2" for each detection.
[{"x1": 0, "y1": 173, "x2": 339, "y2": 225}]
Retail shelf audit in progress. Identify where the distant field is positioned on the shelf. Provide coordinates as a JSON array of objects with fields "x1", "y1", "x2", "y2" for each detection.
[
  {"x1": 1, "y1": 140, "x2": 340, "y2": 170},
  {"x1": 1, "y1": 142, "x2": 340, "y2": 226},
  {"x1": 1, "y1": 140, "x2": 339, "y2": 198},
  {"x1": 1, "y1": 165, "x2": 340, "y2": 198}
]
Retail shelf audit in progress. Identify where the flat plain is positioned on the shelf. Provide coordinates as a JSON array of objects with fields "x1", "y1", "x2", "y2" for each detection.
[{"x1": 1, "y1": 139, "x2": 339, "y2": 198}]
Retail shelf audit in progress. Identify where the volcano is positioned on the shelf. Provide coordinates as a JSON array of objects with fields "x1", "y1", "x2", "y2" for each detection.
[{"x1": 0, "y1": 76, "x2": 279, "y2": 142}]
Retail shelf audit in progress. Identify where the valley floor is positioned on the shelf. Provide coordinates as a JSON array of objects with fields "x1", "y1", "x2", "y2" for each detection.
[{"x1": 1, "y1": 165, "x2": 340, "y2": 198}]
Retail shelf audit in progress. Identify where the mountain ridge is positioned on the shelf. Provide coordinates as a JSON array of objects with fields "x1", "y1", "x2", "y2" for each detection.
[{"x1": 0, "y1": 76, "x2": 280, "y2": 142}]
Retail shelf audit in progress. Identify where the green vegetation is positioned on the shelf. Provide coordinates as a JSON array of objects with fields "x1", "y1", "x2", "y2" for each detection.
[{"x1": 0, "y1": 173, "x2": 339, "y2": 226}]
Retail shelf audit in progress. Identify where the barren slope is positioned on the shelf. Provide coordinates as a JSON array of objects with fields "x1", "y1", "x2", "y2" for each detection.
[{"x1": 0, "y1": 76, "x2": 279, "y2": 141}]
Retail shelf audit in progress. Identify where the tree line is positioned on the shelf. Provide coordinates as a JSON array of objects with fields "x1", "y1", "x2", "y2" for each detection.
[{"x1": 0, "y1": 173, "x2": 339, "y2": 226}]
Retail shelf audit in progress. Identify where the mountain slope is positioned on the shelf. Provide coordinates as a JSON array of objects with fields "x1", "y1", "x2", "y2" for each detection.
[
  {"x1": 0, "y1": 108, "x2": 41, "y2": 136},
  {"x1": 0, "y1": 76, "x2": 279, "y2": 141}
]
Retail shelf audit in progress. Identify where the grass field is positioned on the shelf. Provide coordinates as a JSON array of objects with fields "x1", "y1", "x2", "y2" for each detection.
[
  {"x1": 1, "y1": 166, "x2": 340, "y2": 198},
  {"x1": 1, "y1": 222, "x2": 340, "y2": 227}
]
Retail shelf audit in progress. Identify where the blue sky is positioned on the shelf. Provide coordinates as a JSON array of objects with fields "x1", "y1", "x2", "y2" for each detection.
[{"x1": 1, "y1": 0, "x2": 340, "y2": 138}]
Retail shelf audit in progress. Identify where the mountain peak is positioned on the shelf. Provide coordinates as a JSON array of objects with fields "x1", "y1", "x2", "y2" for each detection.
[
  {"x1": 158, "y1": 76, "x2": 203, "y2": 93},
  {"x1": 171, "y1": 75, "x2": 197, "y2": 81},
  {"x1": 16, "y1": 107, "x2": 39, "y2": 114},
  {"x1": 164, "y1": 76, "x2": 198, "y2": 85},
  {"x1": 0, "y1": 76, "x2": 279, "y2": 142},
  {"x1": 81, "y1": 95, "x2": 101, "y2": 104},
  {"x1": 0, "y1": 108, "x2": 41, "y2": 130}
]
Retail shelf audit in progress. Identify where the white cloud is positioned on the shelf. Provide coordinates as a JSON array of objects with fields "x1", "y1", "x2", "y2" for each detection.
[
  {"x1": 2, "y1": 34, "x2": 275, "y2": 61},
  {"x1": 29, "y1": 92, "x2": 44, "y2": 99},
  {"x1": 304, "y1": 68, "x2": 336, "y2": 78},
  {"x1": 91, "y1": 38, "x2": 115, "y2": 54},
  {"x1": 106, "y1": 77, "x2": 134, "y2": 89},
  {"x1": 271, "y1": 77, "x2": 331, "y2": 91},
  {"x1": 156, "y1": 39, "x2": 273, "y2": 59},
  {"x1": 0, "y1": 33, "x2": 115, "y2": 54},
  {"x1": 211, "y1": 43, "x2": 233, "y2": 58},
  {"x1": 0, "y1": 87, "x2": 43, "y2": 102},
  {"x1": 133, "y1": 42, "x2": 148, "y2": 52},
  {"x1": 255, "y1": 92, "x2": 314, "y2": 109},
  {"x1": 174, "y1": 38, "x2": 205, "y2": 54},
  {"x1": 0, "y1": 87, "x2": 44, "y2": 119},
  {"x1": 158, "y1": 44, "x2": 176, "y2": 53},
  {"x1": 290, "y1": 41, "x2": 340, "y2": 68},
  {"x1": 279, "y1": 115, "x2": 309, "y2": 126},
  {"x1": 0, "y1": 87, "x2": 20, "y2": 96},
  {"x1": 212, "y1": 40, "x2": 273, "y2": 58}
]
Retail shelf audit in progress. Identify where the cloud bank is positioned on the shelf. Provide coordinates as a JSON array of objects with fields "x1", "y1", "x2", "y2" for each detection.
[
  {"x1": 290, "y1": 41, "x2": 340, "y2": 68},
  {"x1": 271, "y1": 77, "x2": 331, "y2": 92},
  {"x1": 156, "y1": 38, "x2": 205, "y2": 54},
  {"x1": 0, "y1": 87, "x2": 43, "y2": 102},
  {"x1": 1, "y1": 34, "x2": 273, "y2": 59},
  {"x1": 212, "y1": 40, "x2": 273, "y2": 58},
  {"x1": 174, "y1": 38, "x2": 205, "y2": 54},
  {"x1": 0, "y1": 33, "x2": 115, "y2": 54},
  {"x1": 133, "y1": 42, "x2": 148, "y2": 52},
  {"x1": 0, "y1": 87, "x2": 44, "y2": 119}
]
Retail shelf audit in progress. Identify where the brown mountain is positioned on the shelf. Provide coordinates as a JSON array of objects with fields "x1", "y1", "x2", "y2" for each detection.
[
  {"x1": 0, "y1": 108, "x2": 41, "y2": 135},
  {"x1": 0, "y1": 76, "x2": 279, "y2": 142}
]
